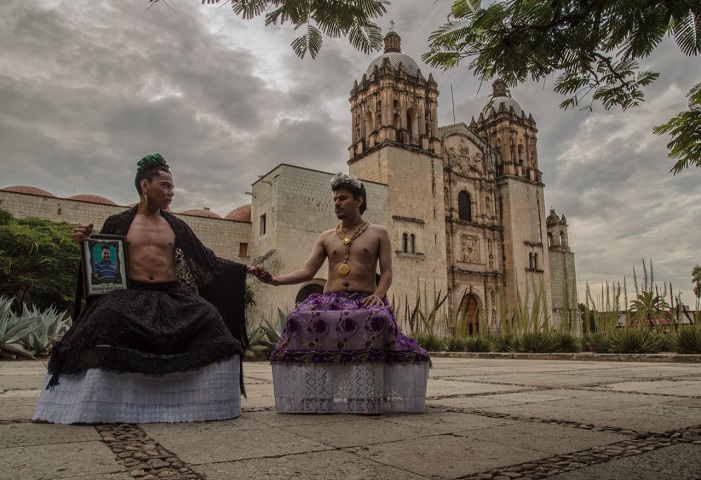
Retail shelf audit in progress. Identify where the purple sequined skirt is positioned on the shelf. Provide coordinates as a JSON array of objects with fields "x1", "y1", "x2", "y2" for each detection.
[{"x1": 269, "y1": 292, "x2": 430, "y2": 366}]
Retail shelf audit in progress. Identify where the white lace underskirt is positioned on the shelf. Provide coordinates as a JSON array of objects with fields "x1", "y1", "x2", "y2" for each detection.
[
  {"x1": 32, "y1": 356, "x2": 241, "y2": 424},
  {"x1": 272, "y1": 363, "x2": 429, "y2": 414}
]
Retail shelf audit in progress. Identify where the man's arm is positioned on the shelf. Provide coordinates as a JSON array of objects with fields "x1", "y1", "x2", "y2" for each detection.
[
  {"x1": 269, "y1": 232, "x2": 328, "y2": 286},
  {"x1": 364, "y1": 226, "x2": 393, "y2": 306}
]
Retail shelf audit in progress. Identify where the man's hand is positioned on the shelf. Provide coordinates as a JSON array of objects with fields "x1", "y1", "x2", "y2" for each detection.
[
  {"x1": 73, "y1": 223, "x2": 94, "y2": 243},
  {"x1": 363, "y1": 294, "x2": 384, "y2": 307},
  {"x1": 247, "y1": 265, "x2": 273, "y2": 283}
]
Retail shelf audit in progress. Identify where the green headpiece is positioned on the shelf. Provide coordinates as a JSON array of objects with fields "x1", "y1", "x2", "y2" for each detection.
[{"x1": 136, "y1": 153, "x2": 170, "y2": 174}]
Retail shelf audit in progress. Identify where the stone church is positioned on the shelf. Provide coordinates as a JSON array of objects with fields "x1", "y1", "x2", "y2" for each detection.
[
  {"x1": 248, "y1": 31, "x2": 577, "y2": 334},
  {"x1": 0, "y1": 31, "x2": 577, "y2": 335}
]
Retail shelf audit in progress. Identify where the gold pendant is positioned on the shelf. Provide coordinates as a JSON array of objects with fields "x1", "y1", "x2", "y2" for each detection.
[
  {"x1": 338, "y1": 263, "x2": 350, "y2": 275},
  {"x1": 343, "y1": 237, "x2": 351, "y2": 245}
]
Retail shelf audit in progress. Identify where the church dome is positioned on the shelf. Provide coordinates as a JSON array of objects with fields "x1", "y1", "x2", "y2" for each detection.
[
  {"x1": 481, "y1": 79, "x2": 524, "y2": 118},
  {"x1": 545, "y1": 208, "x2": 560, "y2": 224},
  {"x1": 225, "y1": 204, "x2": 251, "y2": 222},
  {"x1": 68, "y1": 194, "x2": 117, "y2": 205},
  {"x1": 365, "y1": 31, "x2": 421, "y2": 77},
  {"x1": 1, "y1": 185, "x2": 55, "y2": 197},
  {"x1": 180, "y1": 208, "x2": 222, "y2": 219}
]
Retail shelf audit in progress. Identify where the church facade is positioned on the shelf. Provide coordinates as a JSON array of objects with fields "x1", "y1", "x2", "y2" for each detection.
[
  {"x1": 0, "y1": 31, "x2": 577, "y2": 335},
  {"x1": 248, "y1": 31, "x2": 577, "y2": 334}
]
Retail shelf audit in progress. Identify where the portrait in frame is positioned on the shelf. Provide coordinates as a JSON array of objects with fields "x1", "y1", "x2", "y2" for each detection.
[{"x1": 81, "y1": 234, "x2": 129, "y2": 297}]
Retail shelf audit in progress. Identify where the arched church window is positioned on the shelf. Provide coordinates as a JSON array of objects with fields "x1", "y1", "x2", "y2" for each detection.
[
  {"x1": 402, "y1": 233, "x2": 408, "y2": 253},
  {"x1": 529, "y1": 252, "x2": 534, "y2": 270},
  {"x1": 560, "y1": 231, "x2": 566, "y2": 247},
  {"x1": 458, "y1": 191, "x2": 472, "y2": 222},
  {"x1": 376, "y1": 100, "x2": 381, "y2": 112},
  {"x1": 485, "y1": 197, "x2": 491, "y2": 217},
  {"x1": 410, "y1": 234, "x2": 416, "y2": 254},
  {"x1": 548, "y1": 233, "x2": 553, "y2": 247},
  {"x1": 394, "y1": 98, "x2": 399, "y2": 110}
]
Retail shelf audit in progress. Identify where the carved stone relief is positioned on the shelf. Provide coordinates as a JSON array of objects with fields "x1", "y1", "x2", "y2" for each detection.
[{"x1": 461, "y1": 234, "x2": 480, "y2": 263}]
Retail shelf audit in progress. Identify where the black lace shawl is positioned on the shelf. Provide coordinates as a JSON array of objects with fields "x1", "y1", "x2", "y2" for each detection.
[{"x1": 73, "y1": 206, "x2": 249, "y2": 348}]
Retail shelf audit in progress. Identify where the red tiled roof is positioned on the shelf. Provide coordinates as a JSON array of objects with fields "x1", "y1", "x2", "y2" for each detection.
[
  {"x1": 68, "y1": 194, "x2": 118, "y2": 205},
  {"x1": 225, "y1": 204, "x2": 251, "y2": 222},
  {"x1": 1, "y1": 185, "x2": 56, "y2": 197}
]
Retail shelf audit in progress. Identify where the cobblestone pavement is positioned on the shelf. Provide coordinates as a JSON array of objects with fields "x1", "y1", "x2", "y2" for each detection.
[{"x1": 1, "y1": 356, "x2": 700, "y2": 479}]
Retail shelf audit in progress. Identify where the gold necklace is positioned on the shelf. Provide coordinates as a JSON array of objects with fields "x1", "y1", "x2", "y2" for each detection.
[{"x1": 335, "y1": 221, "x2": 369, "y2": 275}]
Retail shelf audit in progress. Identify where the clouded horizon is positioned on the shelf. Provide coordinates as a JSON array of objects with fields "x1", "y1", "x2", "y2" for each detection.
[{"x1": 1, "y1": 0, "x2": 699, "y2": 307}]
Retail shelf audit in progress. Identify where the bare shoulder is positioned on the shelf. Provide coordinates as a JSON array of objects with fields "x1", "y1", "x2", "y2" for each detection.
[
  {"x1": 317, "y1": 228, "x2": 337, "y2": 245},
  {"x1": 368, "y1": 223, "x2": 389, "y2": 236}
]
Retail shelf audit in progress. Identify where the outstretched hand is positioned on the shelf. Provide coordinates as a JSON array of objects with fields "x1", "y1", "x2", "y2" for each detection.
[
  {"x1": 247, "y1": 265, "x2": 273, "y2": 283},
  {"x1": 73, "y1": 223, "x2": 94, "y2": 243}
]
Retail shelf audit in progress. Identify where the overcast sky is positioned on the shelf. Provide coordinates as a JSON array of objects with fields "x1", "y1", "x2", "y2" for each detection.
[{"x1": 1, "y1": 0, "x2": 699, "y2": 306}]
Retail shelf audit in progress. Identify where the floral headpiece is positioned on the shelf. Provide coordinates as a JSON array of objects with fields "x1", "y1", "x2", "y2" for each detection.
[
  {"x1": 330, "y1": 172, "x2": 363, "y2": 190},
  {"x1": 136, "y1": 153, "x2": 170, "y2": 174}
]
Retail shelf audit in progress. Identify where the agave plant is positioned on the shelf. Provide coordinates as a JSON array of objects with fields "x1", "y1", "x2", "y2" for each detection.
[
  {"x1": 21, "y1": 304, "x2": 71, "y2": 356},
  {"x1": 463, "y1": 336, "x2": 491, "y2": 352},
  {"x1": 551, "y1": 332, "x2": 581, "y2": 353},
  {"x1": 0, "y1": 296, "x2": 38, "y2": 359},
  {"x1": 671, "y1": 325, "x2": 701, "y2": 354},
  {"x1": 514, "y1": 332, "x2": 555, "y2": 353},
  {"x1": 583, "y1": 332, "x2": 611, "y2": 353},
  {"x1": 609, "y1": 328, "x2": 662, "y2": 354},
  {"x1": 490, "y1": 334, "x2": 517, "y2": 352}
]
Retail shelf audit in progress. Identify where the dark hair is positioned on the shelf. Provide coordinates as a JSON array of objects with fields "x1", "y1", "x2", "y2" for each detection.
[
  {"x1": 135, "y1": 153, "x2": 171, "y2": 195},
  {"x1": 332, "y1": 181, "x2": 367, "y2": 214},
  {"x1": 135, "y1": 166, "x2": 170, "y2": 195},
  {"x1": 101, "y1": 245, "x2": 110, "y2": 252}
]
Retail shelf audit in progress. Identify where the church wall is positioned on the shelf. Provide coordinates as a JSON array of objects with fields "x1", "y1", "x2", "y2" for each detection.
[
  {"x1": 549, "y1": 247, "x2": 578, "y2": 331},
  {"x1": 497, "y1": 178, "x2": 554, "y2": 326},
  {"x1": 385, "y1": 147, "x2": 449, "y2": 331}
]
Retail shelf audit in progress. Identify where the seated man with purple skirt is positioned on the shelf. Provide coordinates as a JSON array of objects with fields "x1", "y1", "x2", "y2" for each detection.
[{"x1": 263, "y1": 173, "x2": 430, "y2": 414}]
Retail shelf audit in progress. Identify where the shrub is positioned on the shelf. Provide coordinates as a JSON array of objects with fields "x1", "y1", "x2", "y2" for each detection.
[
  {"x1": 445, "y1": 336, "x2": 468, "y2": 352},
  {"x1": 671, "y1": 325, "x2": 701, "y2": 354},
  {"x1": 0, "y1": 296, "x2": 70, "y2": 359},
  {"x1": 490, "y1": 335, "x2": 517, "y2": 352},
  {"x1": 514, "y1": 332, "x2": 555, "y2": 353},
  {"x1": 656, "y1": 333, "x2": 673, "y2": 352},
  {"x1": 609, "y1": 328, "x2": 662, "y2": 354},
  {"x1": 414, "y1": 334, "x2": 445, "y2": 352},
  {"x1": 583, "y1": 332, "x2": 610, "y2": 353},
  {"x1": 463, "y1": 336, "x2": 492, "y2": 352},
  {"x1": 551, "y1": 332, "x2": 582, "y2": 353}
]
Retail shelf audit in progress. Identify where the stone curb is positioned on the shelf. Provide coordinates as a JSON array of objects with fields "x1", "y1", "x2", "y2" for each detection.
[{"x1": 428, "y1": 351, "x2": 701, "y2": 363}]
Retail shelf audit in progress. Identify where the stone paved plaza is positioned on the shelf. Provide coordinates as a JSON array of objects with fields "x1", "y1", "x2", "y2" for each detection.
[{"x1": 1, "y1": 356, "x2": 700, "y2": 479}]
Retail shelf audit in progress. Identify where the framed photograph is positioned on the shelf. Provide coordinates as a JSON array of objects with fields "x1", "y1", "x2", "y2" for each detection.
[{"x1": 81, "y1": 234, "x2": 129, "y2": 297}]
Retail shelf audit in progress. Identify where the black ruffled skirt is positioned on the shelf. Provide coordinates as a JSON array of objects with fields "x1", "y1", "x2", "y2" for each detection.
[{"x1": 48, "y1": 281, "x2": 244, "y2": 386}]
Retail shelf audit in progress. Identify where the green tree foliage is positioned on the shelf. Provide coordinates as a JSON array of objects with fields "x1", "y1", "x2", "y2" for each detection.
[
  {"x1": 152, "y1": 0, "x2": 388, "y2": 59},
  {"x1": 0, "y1": 210, "x2": 80, "y2": 312},
  {"x1": 691, "y1": 264, "x2": 701, "y2": 300},
  {"x1": 423, "y1": 0, "x2": 700, "y2": 172},
  {"x1": 653, "y1": 84, "x2": 701, "y2": 174}
]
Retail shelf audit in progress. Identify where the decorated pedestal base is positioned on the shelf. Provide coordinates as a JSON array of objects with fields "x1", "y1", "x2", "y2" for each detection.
[
  {"x1": 270, "y1": 292, "x2": 430, "y2": 414},
  {"x1": 33, "y1": 356, "x2": 241, "y2": 424}
]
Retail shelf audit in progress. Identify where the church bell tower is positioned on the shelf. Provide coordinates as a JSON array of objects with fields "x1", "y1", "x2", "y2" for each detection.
[{"x1": 348, "y1": 30, "x2": 447, "y2": 305}]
